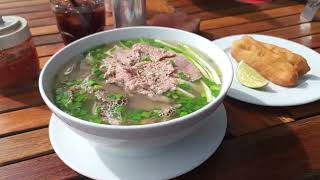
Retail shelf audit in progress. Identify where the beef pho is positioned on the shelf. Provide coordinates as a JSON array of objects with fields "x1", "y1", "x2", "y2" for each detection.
[{"x1": 53, "y1": 38, "x2": 221, "y2": 125}]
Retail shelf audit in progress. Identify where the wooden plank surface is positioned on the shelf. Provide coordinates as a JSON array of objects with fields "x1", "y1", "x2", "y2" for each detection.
[
  {"x1": 0, "y1": 154, "x2": 80, "y2": 180},
  {"x1": 0, "y1": 0, "x2": 48, "y2": 10},
  {"x1": 200, "y1": 4, "x2": 304, "y2": 30},
  {"x1": 189, "y1": 0, "x2": 299, "y2": 20},
  {"x1": 1, "y1": 0, "x2": 320, "y2": 179},
  {"x1": 0, "y1": 106, "x2": 50, "y2": 138},
  {"x1": 1, "y1": 114, "x2": 319, "y2": 180},
  {"x1": 0, "y1": 4, "x2": 50, "y2": 16},
  {"x1": 178, "y1": 115, "x2": 320, "y2": 180},
  {"x1": 223, "y1": 98, "x2": 294, "y2": 136},
  {"x1": 0, "y1": 128, "x2": 52, "y2": 167},
  {"x1": 0, "y1": 88, "x2": 43, "y2": 114}
]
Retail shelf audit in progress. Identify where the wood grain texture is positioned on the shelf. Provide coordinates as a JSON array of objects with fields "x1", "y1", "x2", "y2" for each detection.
[
  {"x1": 33, "y1": 34, "x2": 62, "y2": 46},
  {"x1": 28, "y1": 17, "x2": 57, "y2": 28},
  {"x1": 286, "y1": 101, "x2": 320, "y2": 119},
  {"x1": 0, "y1": 128, "x2": 53, "y2": 167},
  {"x1": 0, "y1": 0, "x2": 48, "y2": 10},
  {"x1": 30, "y1": 25, "x2": 59, "y2": 36},
  {"x1": 178, "y1": 115, "x2": 320, "y2": 180},
  {"x1": 0, "y1": 88, "x2": 43, "y2": 114},
  {"x1": 1, "y1": 115, "x2": 319, "y2": 180},
  {"x1": 176, "y1": 0, "x2": 246, "y2": 14},
  {"x1": 36, "y1": 43, "x2": 64, "y2": 57},
  {"x1": 0, "y1": 0, "x2": 46, "y2": 3},
  {"x1": 223, "y1": 98, "x2": 294, "y2": 136},
  {"x1": 17, "y1": 11, "x2": 54, "y2": 21},
  {"x1": 200, "y1": 4, "x2": 304, "y2": 30},
  {"x1": 39, "y1": 56, "x2": 51, "y2": 69},
  {"x1": 206, "y1": 14, "x2": 310, "y2": 39},
  {"x1": 184, "y1": 0, "x2": 298, "y2": 20},
  {"x1": 0, "y1": 4, "x2": 50, "y2": 16},
  {"x1": 293, "y1": 34, "x2": 320, "y2": 49},
  {"x1": 0, "y1": 106, "x2": 50, "y2": 138},
  {"x1": 262, "y1": 22, "x2": 320, "y2": 39},
  {"x1": 168, "y1": 0, "x2": 195, "y2": 7},
  {"x1": 0, "y1": 154, "x2": 80, "y2": 180}
]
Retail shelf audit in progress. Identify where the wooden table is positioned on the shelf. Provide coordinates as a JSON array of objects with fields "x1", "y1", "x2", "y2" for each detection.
[{"x1": 1, "y1": 0, "x2": 320, "y2": 179}]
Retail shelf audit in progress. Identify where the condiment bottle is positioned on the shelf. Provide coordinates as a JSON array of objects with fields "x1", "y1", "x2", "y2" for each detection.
[{"x1": 0, "y1": 16, "x2": 39, "y2": 89}]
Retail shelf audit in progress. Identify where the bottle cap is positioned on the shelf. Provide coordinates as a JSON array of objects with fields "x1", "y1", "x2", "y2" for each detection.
[{"x1": 0, "y1": 16, "x2": 31, "y2": 50}]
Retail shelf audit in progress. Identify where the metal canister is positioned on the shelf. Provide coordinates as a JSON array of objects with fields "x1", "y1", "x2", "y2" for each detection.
[{"x1": 112, "y1": 0, "x2": 146, "y2": 27}]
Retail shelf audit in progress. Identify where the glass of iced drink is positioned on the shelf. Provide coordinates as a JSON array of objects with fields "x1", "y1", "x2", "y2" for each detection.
[{"x1": 50, "y1": 0, "x2": 105, "y2": 44}]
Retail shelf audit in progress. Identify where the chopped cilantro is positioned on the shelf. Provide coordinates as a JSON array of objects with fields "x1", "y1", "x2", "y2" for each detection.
[
  {"x1": 177, "y1": 71, "x2": 187, "y2": 79},
  {"x1": 164, "y1": 90, "x2": 207, "y2": 117},
  {"x1": 85, "y1": 45, "x2": 109, "y2": 79},
  {"x1": 178, "y1": 82, "x2": 191, "y2": 90},
  {"x1": 54, "y1": 80, "x2": 103, "y2": 124},
  {"x1": 119, "y1": 39, "x2": 143, "y2": 48},
  {"x1": 95, "y1": 106, "x2": 102, "y2": 114},
  {"x1": 91, "y1": 67, "x2": 105, "y2": 80},
  {"x1": 123, "y1": 109, "x2": 161, "y2": 125},
  {"x1": 90, "y1": 115, "x2": 103, "y2": 124},
  {"x1": 107, "y1": 93, "x2": 124, "y2": 100},
  {"x1": 87, "y1": 80, "x2": 97, "y2": 86}
]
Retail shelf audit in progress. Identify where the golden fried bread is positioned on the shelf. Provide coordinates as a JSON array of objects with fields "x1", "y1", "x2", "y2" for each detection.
[
  {"x1": 261, "y1": 43, "x2": 310, "y2": 75},
  {"x1": 241, "y1": 36, "x2": 310, "y2": 76},
  {"x1": 231, "y1": 36, "x2": 299, "y2": 87}
]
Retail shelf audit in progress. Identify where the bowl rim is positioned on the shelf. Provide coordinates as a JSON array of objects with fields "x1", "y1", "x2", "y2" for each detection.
[{"x1": 39, "y1": 26, "x2": 233, "y2": 130}]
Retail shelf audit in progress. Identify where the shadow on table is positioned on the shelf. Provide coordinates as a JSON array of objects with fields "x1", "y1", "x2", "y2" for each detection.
[
  {"x1": 175, "y1": 124, "x2": 317, "y2": 180},
  {"x1": 0, "y1": 80, "x2": 43, "y2": 113},
  {"x1": 175, "y1": 115, "x2": 316, "y2": 180}
]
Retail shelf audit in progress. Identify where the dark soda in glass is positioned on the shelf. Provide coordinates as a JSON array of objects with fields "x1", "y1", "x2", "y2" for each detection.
[{"x1": 51, "y1": 0, "x2": 105, "y2": 44}]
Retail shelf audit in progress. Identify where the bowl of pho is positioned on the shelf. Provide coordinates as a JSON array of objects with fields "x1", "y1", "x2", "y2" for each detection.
[{"x1": 39, "y1": 26, "x2": 233, "y2": 150}]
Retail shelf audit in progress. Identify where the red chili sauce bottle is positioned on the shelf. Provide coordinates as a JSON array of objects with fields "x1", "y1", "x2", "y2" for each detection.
[{"x1": 0, "y1": 16, "x2": 39, "y2": 89}]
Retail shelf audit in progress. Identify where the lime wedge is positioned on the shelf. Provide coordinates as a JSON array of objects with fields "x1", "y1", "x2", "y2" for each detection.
[{"x1": 237, "y1": 61, "x2": 268, "y2": 88}]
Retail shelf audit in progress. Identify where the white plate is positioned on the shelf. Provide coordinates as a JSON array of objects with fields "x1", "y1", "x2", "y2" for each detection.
[
  {"x1": 49, "y1": 105, "x2": 227, "y2": 180},
  {"x1": 213, "y1": 34, "x2": 320, "y2": 106}
]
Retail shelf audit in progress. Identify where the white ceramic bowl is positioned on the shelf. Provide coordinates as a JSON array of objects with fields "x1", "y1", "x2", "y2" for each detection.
[{"x1": 39, "y1": 26, "x2": 233, "y2": 150}]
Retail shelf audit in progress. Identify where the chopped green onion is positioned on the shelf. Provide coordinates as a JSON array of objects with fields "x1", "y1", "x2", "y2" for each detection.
[
  {"x1": 200, "y1": 80, "x2": 214, "y2": 102},
  {"x1": 179, "y1": 44, "x2": 221, "y2": 85},
  {"x1": 176, "y1": 87, "x2": 195, "y2": 98}
]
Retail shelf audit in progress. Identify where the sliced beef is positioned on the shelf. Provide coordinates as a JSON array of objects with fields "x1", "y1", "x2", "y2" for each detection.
[
  {"x1": 100, "y1": 43, "x2": 202, "y2": 96},
  {"x1": 114, "y1": 60, "x2": 177, "y2": 97},
  {"x1": 173, "y1": 55, "x2": 202, "y2": 81},
  {"x1": 111, "y1": 46, "x2": 140, "y2": 66},
  {"x1": 132, "y1": 43, "x2": 176, "y2": 61}
]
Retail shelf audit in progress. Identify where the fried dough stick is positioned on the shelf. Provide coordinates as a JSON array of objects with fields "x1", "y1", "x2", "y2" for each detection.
[
  {"x1": 243, "y1": 36, "x2": 310, "y2": 75},
  {"x1": 231, "y1": 36, "x2": 299, "y2": 87},
  {"x1": 261, "y1": 42, "x2": 310, "y2": 76}
]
